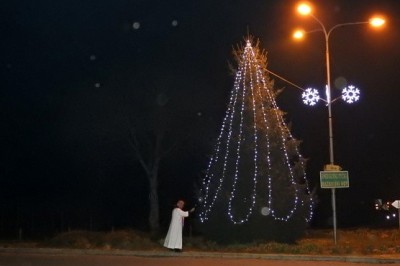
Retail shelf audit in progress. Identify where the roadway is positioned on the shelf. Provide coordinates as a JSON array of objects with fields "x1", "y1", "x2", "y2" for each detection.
[{"x1": 1, "y1": 248, "x2": 400, "y2": 266}]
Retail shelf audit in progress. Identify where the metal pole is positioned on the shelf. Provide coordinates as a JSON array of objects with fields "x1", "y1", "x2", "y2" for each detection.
[
  {"x1": 325, "y1": 34, "x2": 334, "y2": 165},
  {"x1": 332, "y1": 188, "x2": 337, "y2": 244},
  {"x1": 324, "y1": 21, "x2": 337, "y2": 245},
  {"x1": 398, "y1": 208, "x2": 400, "y2": 230}
]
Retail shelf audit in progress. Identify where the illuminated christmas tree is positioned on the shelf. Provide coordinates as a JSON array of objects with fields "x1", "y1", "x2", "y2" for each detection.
[{"x1": 197, "y1": 39, "x2": 314, "y2": 243}]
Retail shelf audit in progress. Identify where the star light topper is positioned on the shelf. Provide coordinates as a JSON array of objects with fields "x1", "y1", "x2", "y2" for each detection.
[{"x1": 301, "y1": 85, "x2": 361, "y2": 106}]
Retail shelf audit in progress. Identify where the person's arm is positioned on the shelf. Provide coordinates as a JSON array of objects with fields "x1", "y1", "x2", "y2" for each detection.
[{"x1": 177, "y1": 208, "x2": 189, "y2": 217}]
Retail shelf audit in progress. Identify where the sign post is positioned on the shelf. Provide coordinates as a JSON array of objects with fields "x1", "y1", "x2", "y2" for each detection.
[
  {"x1": 391, "y1": 200, "x2": 400, "y2": 229},
  {"x1": 320, "y1": 170, "x2": 349, "y2": 244}
]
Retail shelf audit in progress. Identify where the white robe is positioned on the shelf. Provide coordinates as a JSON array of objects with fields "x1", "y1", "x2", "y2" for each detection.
[{"x1": 163, "y1": 207, "x2": 189, "y2": 249}]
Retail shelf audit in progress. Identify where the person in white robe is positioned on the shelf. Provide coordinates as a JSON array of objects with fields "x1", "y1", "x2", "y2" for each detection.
[{"x1": 163, "y1": 200, "x2": 194, "y2": 251}]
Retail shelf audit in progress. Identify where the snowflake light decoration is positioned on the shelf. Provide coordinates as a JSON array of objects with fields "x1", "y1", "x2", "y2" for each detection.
[
  {"x1": 342, "y1": 85, "x2": 360, "y2": 104},
  {"x1": 302, "y1": 88, "x2": 320, "y2": 106}
]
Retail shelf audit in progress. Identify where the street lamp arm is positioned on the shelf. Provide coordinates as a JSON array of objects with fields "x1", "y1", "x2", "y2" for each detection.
[
  {"x1": 309, "y1": 13, "x2": 329, "y2": 38},
  {"x1": 309, "y1": 13, "x2": 369, "y2": 40},
  {"x1": 327, "y1": 21, "x2": 369, "y2": 39}
]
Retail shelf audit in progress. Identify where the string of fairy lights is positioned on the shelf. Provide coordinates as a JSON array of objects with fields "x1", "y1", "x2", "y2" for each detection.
[
  {"x1": 255, "y1": 46, "x2": 314, "y2": 222},
  {"x1": 199, "y1": 40, "x2": 314, "y2": 224},
  {"x1": 226, "y1": 46, "x2": 258, "y2": 224}
]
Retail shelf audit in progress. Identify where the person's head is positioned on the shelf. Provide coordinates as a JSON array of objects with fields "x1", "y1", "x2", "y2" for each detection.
[{"x1": 176, "y1": 200, "x2": 185, "y2": 209}]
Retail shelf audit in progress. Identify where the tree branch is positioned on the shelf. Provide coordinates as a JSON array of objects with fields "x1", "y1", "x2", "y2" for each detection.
[{"x1": 128, "y1": 127, "x2": 150, "y2": 175}]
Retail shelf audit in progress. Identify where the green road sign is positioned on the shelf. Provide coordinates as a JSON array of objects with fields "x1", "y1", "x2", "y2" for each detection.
[{"x1": 320, "y1": 171, "x2": 349, "y2": 188}]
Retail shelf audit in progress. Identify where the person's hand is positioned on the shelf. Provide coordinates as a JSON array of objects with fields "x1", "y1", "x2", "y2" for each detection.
[{"x1": 190, "y1": 207, "x2": 195, "y2": 213}]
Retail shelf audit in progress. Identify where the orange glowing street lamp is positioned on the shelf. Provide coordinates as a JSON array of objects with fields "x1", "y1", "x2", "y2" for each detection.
[
  {"x1": 370, "y1": 17, "x2": 386, "y2": 27},
  {"x1": 293, "y1": 29, "x2": 305, "y2": 40},
  {"x1": 297, "y1": 2, "x2": 312, "y2": 15},
  {"x1": 294, "y1": 1, "x2": 385, "y2": 245}
]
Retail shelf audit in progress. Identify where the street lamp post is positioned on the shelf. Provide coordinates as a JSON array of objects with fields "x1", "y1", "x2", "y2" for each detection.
[{"x1": 295, "y1": 2, "x2": 385, "y2": 244}]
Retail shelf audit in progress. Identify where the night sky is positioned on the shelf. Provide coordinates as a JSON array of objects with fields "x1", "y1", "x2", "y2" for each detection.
[{"x1": 2, "y1": 0, "x2": 400, "y2": 237}]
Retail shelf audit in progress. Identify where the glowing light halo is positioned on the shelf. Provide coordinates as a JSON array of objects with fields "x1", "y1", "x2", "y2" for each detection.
[
  {"x1": 199, "y1": 40, "x2": 314, "y2": 224},
  {"x1": 342, "y1": 85, "x2": 360, "y2": 104},
  {"x1": 302, "y1": 88, "x2": 320, "y2": 106}
]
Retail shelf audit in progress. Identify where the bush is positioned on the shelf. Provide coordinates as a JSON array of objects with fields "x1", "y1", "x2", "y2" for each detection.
[
  {"x1": 197, "y1": 208, "x2": 308, "y2": 244},
  {"x1": 46, "y1": 230, "x2": 159, "y2": 250},
  {"x1": 22, "y1": 228, "x2": 400, "y2": 256}
]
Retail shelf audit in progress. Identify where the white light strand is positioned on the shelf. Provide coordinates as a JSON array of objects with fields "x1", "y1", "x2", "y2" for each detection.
[
  {"x1": 255, "y1": 55, "x2": 314, "y2": 222},
  {"x1": 227, "y1": 43, "x2": 258, "y2": 224},
  {"x1": 199, "y1": 66, "x2": 242, "y2": 222},
  {"x1": 199, "y1": 40, "x2": 314, "y2": 224},
  {"x1": 253, "y1": 49, "x2": 298, "y2": 221}
]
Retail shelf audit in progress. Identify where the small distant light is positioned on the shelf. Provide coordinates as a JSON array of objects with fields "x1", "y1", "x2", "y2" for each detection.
[
  {"x1": 393, "y1": 213, "x2": 396, "y2": 217},
  {"x1": 90, "y1": 55, "x2": 96, "y2": 61},
  {"x1": 94, "y1": 83, "x2": 101, "y2": 88},
  {"x1": 133, "y1": 22, "x2": 140, "y2": 30},
  {"x1": 171, "y1": 20, "x2": 178, "y2": 27},
  {"x1": 386, "y1": 215, "x2": 390, "y2": 220}
]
